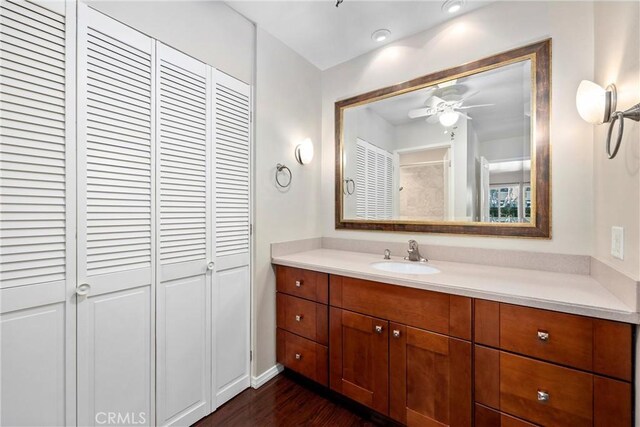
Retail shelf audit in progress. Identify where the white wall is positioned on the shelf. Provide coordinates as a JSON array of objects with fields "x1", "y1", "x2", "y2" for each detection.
[
  {"x1": 83, "y1": 0, "x2": 254, "y2": 84},
  {"x1": 321, "y1": 1, "x2": 595, "y2": 254},
  {"x1": 253, "y1": 28, "x2": 322, "y2": 375},
  {"x1": 593, "y1": 1, "x2": 640, "y2": 281}
]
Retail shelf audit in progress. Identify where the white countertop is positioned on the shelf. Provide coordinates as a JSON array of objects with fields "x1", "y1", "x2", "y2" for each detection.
[{"x1": 272, "y1": 249, "x2": 639, "y2": 323}]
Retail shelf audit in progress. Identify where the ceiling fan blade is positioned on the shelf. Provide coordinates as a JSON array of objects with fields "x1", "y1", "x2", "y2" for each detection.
[
  {"x1": 458, "y1": 103, "x2": 494, "y2": 109},
  {"x1": 458, "y1": 112, "x2": 473, "y2": 120},
  {"x1": 408, "y1": 107, "x2": 432, "y2": 119}
]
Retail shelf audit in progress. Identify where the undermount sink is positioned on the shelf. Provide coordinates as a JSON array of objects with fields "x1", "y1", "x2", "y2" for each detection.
[{"x1": 370, "y1": 261, "x2": 440, "y2": 275}]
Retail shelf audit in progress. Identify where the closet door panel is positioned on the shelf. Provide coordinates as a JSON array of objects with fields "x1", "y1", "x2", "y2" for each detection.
[
  {"x1": 77, "y1": 5, "x2": 155, "y2": 425},
  {"x1": 156, "y1": 43, "x2": 212, "y2": 426},
  {"x1": 0, "y1": 0, "x2": 76, "y2": 425},
  {"x1": 213, "y1": 70, "x2": 251, "y2": 407}
]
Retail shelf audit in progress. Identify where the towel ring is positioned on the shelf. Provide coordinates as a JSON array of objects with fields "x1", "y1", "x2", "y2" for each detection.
[
  {"x1": 275, "y1": 163, "x2": 292, "y2": 188},
  {"x1": 343, "y1": 178, "x2": 355, "y2": 195}
]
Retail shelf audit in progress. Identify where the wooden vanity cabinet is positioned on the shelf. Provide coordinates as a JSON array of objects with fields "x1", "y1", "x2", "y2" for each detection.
[{"x1": 274, "y1": 265, "x2": 634, "y2": 426}]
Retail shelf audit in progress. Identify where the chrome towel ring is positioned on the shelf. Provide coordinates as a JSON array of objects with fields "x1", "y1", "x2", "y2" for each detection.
[{"x1": 275, "y1": 163, "x2": 292, "y2": 188}]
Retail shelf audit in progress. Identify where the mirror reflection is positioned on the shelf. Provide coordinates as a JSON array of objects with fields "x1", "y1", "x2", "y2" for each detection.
[{"x1": 342, "y1": 59, "x2": 533, "y2": 223}]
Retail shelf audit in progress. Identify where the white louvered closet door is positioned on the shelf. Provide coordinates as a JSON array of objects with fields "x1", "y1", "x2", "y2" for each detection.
[
  {"x1": 77, "y1": 5, "x2": 155, "y2": 425},
  {"x1": 212, "y1": 70, "x2": 251, "y2": 407},
  {"x1": 156, "y1": 43, "x2": 212, "y2": 426},
  {"x1": 0, "y1": 1, "x2": 76, "y2": 425}
]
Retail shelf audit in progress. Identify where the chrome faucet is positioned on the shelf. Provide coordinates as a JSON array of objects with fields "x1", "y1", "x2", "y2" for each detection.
[{"x1": 404, "y1": 240, "x2": 427, "y2": 262}]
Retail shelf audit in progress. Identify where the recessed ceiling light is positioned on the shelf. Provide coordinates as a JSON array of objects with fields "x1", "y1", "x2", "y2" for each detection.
[
  {"x1": 442, "y1": 0, "x2": 464, "y2": 14},
  {"x1": 371, "y1": 29, "x2": 391, "y2": 43}
]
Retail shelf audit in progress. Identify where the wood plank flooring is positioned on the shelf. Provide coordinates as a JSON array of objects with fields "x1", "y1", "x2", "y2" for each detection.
[{"x1": 193, "y1": 371, "x2": 397, "y2": 426}]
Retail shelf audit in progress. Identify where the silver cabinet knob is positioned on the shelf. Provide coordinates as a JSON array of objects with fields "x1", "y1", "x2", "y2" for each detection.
[
  {"x1": 295, "y1": 314, "x2": 303, "y2": 322},
  {"x1": 537, "y1": 390, "x2": 549, "y2": 402},
  {"x1": 295, "y1": 353, "x2": 302, "y2": 360},
  {"x1": 207, "y1": 262, "x2": 214, "y2": 271},
  {"x1": 295, "y1": 280, "x2": 302, "y2": 288},
  {"x1": 374, "y1": 325, "x2": 383, "y2": 334},
  {"x1": 76, "y1": 283, "x2": 91, "y2": 296},
  {"x1": 392, "y1": 330, "x2": 401, "y2": 338},
  {"x1": 537, "y1": 330, "x2": 550, "y2": 341}
]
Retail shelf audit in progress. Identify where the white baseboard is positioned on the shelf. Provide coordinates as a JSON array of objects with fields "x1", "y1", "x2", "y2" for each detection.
[{"x1": 251, "y1": 364, "x2": 284, "y2": 389}]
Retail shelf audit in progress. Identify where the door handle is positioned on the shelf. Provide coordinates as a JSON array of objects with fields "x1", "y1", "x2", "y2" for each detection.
[
  {"x1": 76, "y1": 283, "x2": 91, "y2": 296},
  {"x1": 207, "y1": 262, "x2": 215, "y2": 271}
]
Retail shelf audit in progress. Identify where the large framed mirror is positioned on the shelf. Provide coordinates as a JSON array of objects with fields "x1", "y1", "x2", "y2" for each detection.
[{"x1": 335, "y1": 39, "x2": 551, "y2": 237}]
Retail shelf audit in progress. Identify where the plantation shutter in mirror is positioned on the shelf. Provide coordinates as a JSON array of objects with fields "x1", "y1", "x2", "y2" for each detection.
[
  {"x1": 213, "y1": 70, "x2": 251, "y2": 405},
  {"x1": 355, "y1": 138, "x2": 393, "y2": 220},
  {"x1": 156, "y1": 42, "x2": 212, "y2": 426},
  {"x1": 76, "y1": 5, "x2": 155, "y2": 425},
  {"x1": 0, "y1": 1, "x2": 75, "y2": 425}
]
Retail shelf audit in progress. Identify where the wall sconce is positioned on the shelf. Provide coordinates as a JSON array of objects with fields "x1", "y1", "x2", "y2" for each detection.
[
  {"x1": 295, "y1": 138, "x2": 314, "y2": 165},
  {"x1": 576, "y1": 80, "x2": 640, "y2": 159}
]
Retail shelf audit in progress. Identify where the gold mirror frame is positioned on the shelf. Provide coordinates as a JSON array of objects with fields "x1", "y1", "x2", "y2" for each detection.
[{"x1": 335, "y1": 39, "x2": 551, "y2": 238}]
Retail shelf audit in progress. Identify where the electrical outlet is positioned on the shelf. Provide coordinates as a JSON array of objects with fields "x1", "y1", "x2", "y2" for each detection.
[{"x1": 611, "y1": 226, "x2": 624, "y2": 260}]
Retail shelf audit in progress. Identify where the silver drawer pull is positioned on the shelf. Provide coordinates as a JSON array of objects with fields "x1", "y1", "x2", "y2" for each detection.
[
  {"x1": 537, "y1": 390, "x2": 549, "y2": 402},
  {"x1": 295, "y1": 314, "x2": 303, "y2": 322},
  {"x1": 295, "y1": 353, "x2": 302, "y2": 360},
  {"x1": 537, "y1": 330, "x2": 550, "y2": 341},
  {"x1": 375, "y1": 325, "x2": 383, "y2": 334},
  {"x1": 295, "y1": 280, "x2": 302, "y2": 287},
  {"x1": 392, "y1": 330, "x2": 401, "y2": 338}
]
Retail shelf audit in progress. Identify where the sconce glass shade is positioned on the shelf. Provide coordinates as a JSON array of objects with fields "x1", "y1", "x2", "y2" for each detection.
[
  {"x1": 576, "y1": 80, "x2": 615, "y2": 124},
  {"x1": 295, "y1": 138, "x2": 314, "y2": 165},
  {"x1": 439, "y1": 110, "x2": 459, "y2": 127}
]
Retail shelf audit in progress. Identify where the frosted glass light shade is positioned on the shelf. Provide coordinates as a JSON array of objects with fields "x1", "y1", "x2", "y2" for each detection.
[
  {"x1": 295, "y1": 138, "x2": 314, "y2": 165},
  {"x1": 439, "y1": 111, "x2": 459, "y2": 127},
  {"x1": 576, "y1": 80, "x2": 613, "y2": 124}
]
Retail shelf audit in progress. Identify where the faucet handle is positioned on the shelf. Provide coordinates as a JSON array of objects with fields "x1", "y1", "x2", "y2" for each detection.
[{"x1": 383, "y1": 249, "x2": 391, "y2": 260}]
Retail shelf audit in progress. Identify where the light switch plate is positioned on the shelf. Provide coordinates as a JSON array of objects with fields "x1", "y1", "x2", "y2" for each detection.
[{"x1": 611, "y1": 226, "x2": 624, "y2": 260}]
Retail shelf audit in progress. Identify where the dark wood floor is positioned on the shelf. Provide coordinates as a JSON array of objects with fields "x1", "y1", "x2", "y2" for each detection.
[{"x1": 193, "y1": 372, "x2": 396, "y2": 427}]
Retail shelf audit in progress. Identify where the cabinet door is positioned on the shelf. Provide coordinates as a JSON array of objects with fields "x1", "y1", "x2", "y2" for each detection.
[
  {"x1": 389, "y1": 323, "x2": 471, "y2": 426},
  {"x1": 329, "y1": 307, "x2": 389, "y2": 415},
  {"x1": 77, "y1": 5, "x2": 155, "y2": 425},
  {"x1": 155, "y1": 42, "x2": 212, "y2": 426},
  {"x1": 0, "y1": 1, "x2": 76, "y2": 425}
]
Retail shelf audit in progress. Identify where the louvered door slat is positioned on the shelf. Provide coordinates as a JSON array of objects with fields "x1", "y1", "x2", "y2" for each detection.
[
  {"x1": 214, "y1": 73, "x2": 250, "y2": 258},
  {"x1": 0, "y1": 0, "x2": 67, "y2": 290}
]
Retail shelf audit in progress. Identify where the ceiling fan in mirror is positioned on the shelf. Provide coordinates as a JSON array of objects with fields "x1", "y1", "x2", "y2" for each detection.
[{"x1": 408, "y1": 83, "x2": 493, "y2": 127}]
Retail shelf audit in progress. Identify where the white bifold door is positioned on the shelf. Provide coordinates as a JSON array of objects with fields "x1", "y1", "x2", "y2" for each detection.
[
  {"x1": 212, "y1": 71, "x2": 251, "y2": 407},
  {"x1": 155, "y1": 43, "x2": 212, "y2": 426},
  {"x1": 0, "y1": 1, "x2": 76, "y2": 425},
  {"x1": 76, "y1": 5, "x2": 156, "y2": 426}
]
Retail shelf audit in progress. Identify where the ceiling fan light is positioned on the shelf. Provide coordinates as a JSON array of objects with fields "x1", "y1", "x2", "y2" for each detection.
[{"x1": 439, "y1": 111, "x2": 459, "y2": 127}]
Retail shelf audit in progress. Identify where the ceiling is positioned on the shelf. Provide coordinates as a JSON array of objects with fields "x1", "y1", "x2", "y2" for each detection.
[
  {"x1": 226, "y1": 0, "x2": 493, "y2": 70},
  {"x1": 365, "y1": 59, "x2": 531, "y2": 142}
]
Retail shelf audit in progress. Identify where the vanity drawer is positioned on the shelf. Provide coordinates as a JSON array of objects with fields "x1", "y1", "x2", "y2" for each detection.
[
  {"x1": 276, "y1": 265, "x2": 328, "y2": 303},
  {"x1": 475, "y1": 346, "x2": 632, "y2": 427},
  {"x1": 277, "y1": 293, "x2": 328, "y2": 345},
  {"x1": 474, "y1": 300, "x2": 633, "y2": 380},
  {"x1": 475, "y1": 404, "x2": 538, "y2": 427},
  {"x1": 330, "y1": 275, "x2": 471, "y2": 340},
  {"x1": 277, "y1": 328, "x2": 328, "y2": 386}
]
